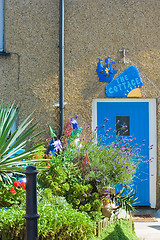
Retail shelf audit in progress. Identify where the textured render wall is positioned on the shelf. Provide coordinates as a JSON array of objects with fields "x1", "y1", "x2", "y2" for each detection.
[
  {"x1": 64, "y1": 0, "x2": 160, "y2": 207},
  {"x1": 0, "y1": 0, "x2": 160, "y2": 206},
  {"x1": 0, "y1": 0, "x2": 60, "y2": 140}
]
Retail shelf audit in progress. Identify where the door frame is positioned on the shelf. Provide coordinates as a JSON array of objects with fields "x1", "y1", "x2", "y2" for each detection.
[{"x1": 92, "y1": 98, "x2": 157, "y2": 208}]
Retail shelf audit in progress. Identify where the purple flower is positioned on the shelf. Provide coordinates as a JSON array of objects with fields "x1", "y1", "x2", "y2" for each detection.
[
  {"x1": 104, "y1": 118, "x2": 109, "y2": 122},
  {"x1": 137, "y1": 148, "x2": 141, "y2": 151},
  {"x1": 104, "y1": 189, "x2": 109, "y2": 192},
  {"x1": 120, "y1": 147, "x2": 125, "y2": 151},
  {"x1": 124, "y1": 129, "x2": 129, "y2": 133},
  {"x1": 103, "y1": 194, "x2": 110, "y2": 197}
]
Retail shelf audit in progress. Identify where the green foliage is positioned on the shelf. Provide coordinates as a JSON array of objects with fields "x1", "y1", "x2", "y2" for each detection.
[
  {"x1": 0, "y1": 102, "x2": 46, "y2": 183},
  {"x1": 114, "y1": 187, "x2": 137, "y2": 216},
  {"x1": 38, "y1": 195, "x2": 95, "y2": 240},
  {"x1": 0, "y1": 181, "x2": 25, "y2": 207},
  {"x1": 0, "y1": 206, "x2": 25, "y2": 240},
  {"x1": 71, "y1": 136, "x2": 137, "y2": 188},
  {"x1": 0, "y1": 194, "x2": 95, "y2": 240},
  {"x1": 38, "y1": 159, "x2": 103, "y2": 221}
]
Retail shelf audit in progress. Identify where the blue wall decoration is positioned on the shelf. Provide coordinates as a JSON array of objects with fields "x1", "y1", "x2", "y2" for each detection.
[
  {"x1": 96, "y1": 57, "x2": 117, "y2": 82},
  {"x1": 105, "y1": 65, "x2": 143, "y2": 97}
]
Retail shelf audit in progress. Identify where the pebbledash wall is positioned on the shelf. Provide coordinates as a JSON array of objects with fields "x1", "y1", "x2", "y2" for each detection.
[{"x1": 0, "y1": 0, "x2": 160, "y2": 206}]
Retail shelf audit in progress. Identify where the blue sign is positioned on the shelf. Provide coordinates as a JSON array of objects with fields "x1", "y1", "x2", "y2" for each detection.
[
  {"x1": 105, "y1": 65, "x2": 143, "y2": 97},
  {"x1": 96, "y1": 57, "x2": 117, "y2": 82}
]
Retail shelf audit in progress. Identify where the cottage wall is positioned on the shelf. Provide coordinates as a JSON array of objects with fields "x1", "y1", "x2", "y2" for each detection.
[{"x1": 0, "y1": 0, "x2": 160, "y2": 206}]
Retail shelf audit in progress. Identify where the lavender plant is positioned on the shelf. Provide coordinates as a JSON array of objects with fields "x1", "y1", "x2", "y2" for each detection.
[
  {"x1": 63, "y1": 117, "x2": 145, "y2": 192},
  {"x1": 69, "y1": 135, "x2": 139, "y2": 191}
]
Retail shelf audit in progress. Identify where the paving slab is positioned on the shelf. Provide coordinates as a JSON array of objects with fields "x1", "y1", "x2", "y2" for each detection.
[
  {"x1": 134, "y1": 221, "x2": 160, "y2": 240},
  {"x1": 133, "y1": 207, "x2": 160, "y2": 240}
]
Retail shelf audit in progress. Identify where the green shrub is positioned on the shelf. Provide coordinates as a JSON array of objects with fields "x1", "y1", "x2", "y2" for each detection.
[
  {"x1": 0, "y1": 194, "x2": 95, "y2": 240},
  {"x1": 0, "y1": 206, "x2": 25, "y2": 240},
  {"x1": 38, "y1": 159, "x2": 103, "y2": 221}
]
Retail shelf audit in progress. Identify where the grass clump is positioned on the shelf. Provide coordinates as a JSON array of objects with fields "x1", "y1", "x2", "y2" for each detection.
[{"x1": 92, "y1": 219, "x2": 139, "y2": 240}]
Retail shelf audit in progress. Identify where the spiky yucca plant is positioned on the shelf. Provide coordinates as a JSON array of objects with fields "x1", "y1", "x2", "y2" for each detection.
[{"x1": 0, "y1": 102, "x2": 44, "y2": 182}]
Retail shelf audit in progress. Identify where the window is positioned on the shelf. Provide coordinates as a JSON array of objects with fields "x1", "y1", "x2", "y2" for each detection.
[
  {"x1": 0, "y1": 0, "x2": 4, "y2": 52},
  {"x1": 116, "y1": 116, "x2": 130, "y2": 136}
]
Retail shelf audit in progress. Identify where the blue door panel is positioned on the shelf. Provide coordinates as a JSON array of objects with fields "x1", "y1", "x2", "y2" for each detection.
[{"x1": 97, "y1": 102, "x2": 149, "y2": 206}]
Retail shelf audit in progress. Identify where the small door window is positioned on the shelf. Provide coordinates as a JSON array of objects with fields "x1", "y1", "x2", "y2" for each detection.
[{"x1": 116, "y1": 116, "x2": 130, "y2": 136}]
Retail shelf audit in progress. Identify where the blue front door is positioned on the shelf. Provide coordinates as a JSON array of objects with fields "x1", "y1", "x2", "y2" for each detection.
[{"x1": 97, "y1": 101, "x2": 150, "y2": 206}]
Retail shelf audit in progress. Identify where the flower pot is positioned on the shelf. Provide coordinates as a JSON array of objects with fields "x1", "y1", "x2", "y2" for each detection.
[
  {"x1": 98, "y1": 186, "x2": 115, "y2": 195},
  {"x1": 99, "y1": 187, "x2": 116, "y2": 218},
  {"x1": 101, "y1": 203, "x2": 116, "y2": 218}
]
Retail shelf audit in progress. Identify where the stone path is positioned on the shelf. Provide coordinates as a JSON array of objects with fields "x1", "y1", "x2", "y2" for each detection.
[{"x1": 133, "y1": 208, "x2": 160, "y2": 240}]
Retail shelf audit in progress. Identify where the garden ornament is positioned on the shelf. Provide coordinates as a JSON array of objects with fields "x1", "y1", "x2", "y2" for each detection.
[
  {"x1": 48, "y1": 138, "x2": 56, "y2": 155},
  {"x1": 71, "y1": 118, "x2": 79, "y2": 130},
  {"x1": 96, "y1": 57, "x2": 117, "y2": 82}
]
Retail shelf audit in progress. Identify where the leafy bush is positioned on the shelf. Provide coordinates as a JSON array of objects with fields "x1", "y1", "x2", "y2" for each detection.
[
  {"x1": 38, "y1": 158, "x2": 103, "y2": 221},
  {"x1": 66, "y1": 135, "x2": 138, "y2": 189},
  {"x1": 0, "y1": 205, "x2": 25, "y2": 240},
  {"x1": 37, "y1": 117, "x2": 142, "y2": 221},
  {"x1": 0, "y1": 193, "x2": 95, "y2": 240}
]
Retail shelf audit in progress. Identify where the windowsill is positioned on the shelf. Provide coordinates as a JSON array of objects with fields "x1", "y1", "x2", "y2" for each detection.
[{"x1": 0, "y1": 51, "x2": 10, "y2": 56}]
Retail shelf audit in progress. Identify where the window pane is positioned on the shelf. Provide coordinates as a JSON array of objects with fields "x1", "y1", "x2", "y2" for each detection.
[{"x1": 116, "y1": 116, "x2": 130, "y2": 136}]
